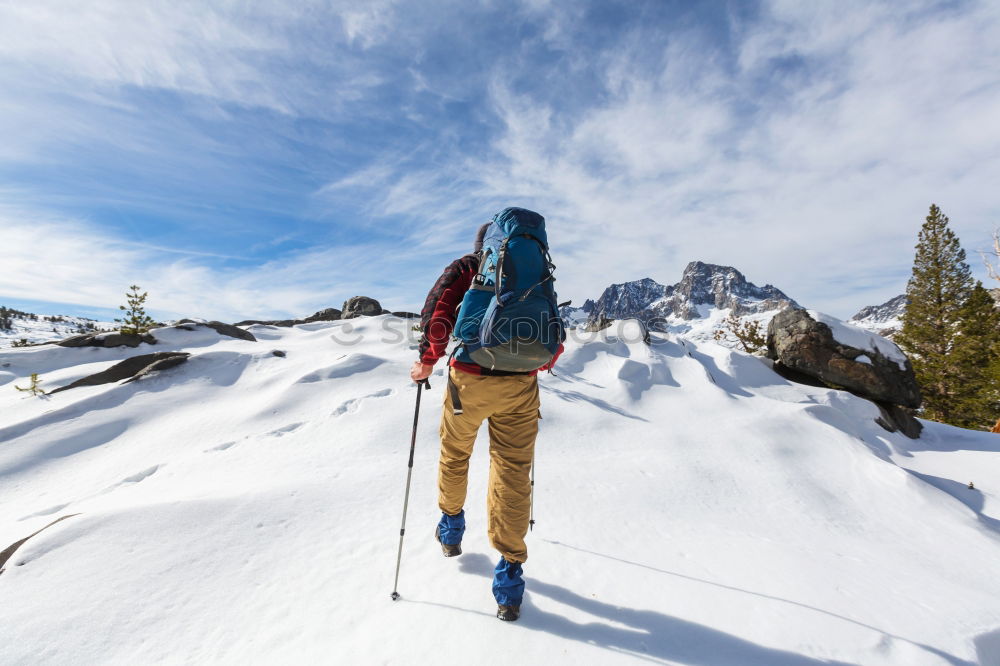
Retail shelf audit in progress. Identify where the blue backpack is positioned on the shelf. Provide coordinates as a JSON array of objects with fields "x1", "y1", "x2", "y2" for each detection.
[{"x1": 453, "y1": 207, "x2": 565, "y2": 372}]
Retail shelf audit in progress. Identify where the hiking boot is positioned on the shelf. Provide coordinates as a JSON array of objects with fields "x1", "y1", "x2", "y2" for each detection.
[
  {"x1": 435, "y1": 510, "x2": 465, "y2": 557},
  {"x1": 435, "y1": 524, "x2": 462, "y2": 557},
  {"x1": 497, "y1": 604, "x2": 520, "y2": 622},
  {"x1": 492, "y1": 557, "x2": 524, "y2": 618}
]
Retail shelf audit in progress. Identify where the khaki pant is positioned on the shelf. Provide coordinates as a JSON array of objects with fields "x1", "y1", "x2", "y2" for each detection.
[{"x1": 438, "y1": 367, "x2": 540, "y2": 563}]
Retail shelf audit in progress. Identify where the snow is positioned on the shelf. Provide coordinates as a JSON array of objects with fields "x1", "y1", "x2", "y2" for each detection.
[
  {"x1": 856, "y1": 354, "x2": 873, "y2": 365},
  {"x1": 2, "y1": 316, "x2": 1000, "y2": 665},
  {"x1": 0, "y1": 311, "x2": 115, "y2": 348},
  {"x1": 808, "y1": 310, "x2": 909, "y2": 370}
]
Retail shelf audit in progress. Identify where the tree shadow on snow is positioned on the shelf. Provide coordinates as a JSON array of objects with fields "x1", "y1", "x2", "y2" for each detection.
[
  {"x1": 458, "y1": 553, "x2": 857, "y2": 666},
  {"x1": 905, "y1": 470, "x2": 1000, "y2": 536}
]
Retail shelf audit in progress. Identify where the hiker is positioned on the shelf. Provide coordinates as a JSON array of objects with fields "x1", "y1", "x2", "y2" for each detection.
[{"x1": 410, "y1": 207, "x2": 564, "y2": 622}]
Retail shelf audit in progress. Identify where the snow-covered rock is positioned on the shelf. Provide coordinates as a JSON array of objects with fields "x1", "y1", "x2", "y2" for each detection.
[
  {"x1": 767, "y1": 308, "x2": 920, "y2": 415},
  {"x1": 809, "y1": 310, "x2": 909, "y2": 371},
  {"x1": 1, "y1": 316, "x2": 999, "y2": 664}
]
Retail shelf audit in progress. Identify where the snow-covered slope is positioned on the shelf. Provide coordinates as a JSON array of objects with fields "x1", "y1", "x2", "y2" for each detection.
[
  {"x1": 2, "y1": 317, "x2": 999, "y2": 665},
  {"x1": 0, "y1": 307, "x2": 114, "y2": 348}
]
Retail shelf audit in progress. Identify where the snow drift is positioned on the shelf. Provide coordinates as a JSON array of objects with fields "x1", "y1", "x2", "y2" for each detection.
[{"x1": 1, "y1": 317, "x2": 998, "y2": 665}]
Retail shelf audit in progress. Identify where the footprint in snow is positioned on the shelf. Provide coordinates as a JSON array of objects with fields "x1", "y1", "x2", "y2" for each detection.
[
  {"x1": 297, "y1": 354, "x2": 386, "y2": 383},
  {"x1": 332, "y1": 388, "x2": 394, "y2": 416},
  {"x1": 17, "y1": 465, "x2": 161, "y2": 521},
  {"x1": 18, "y1": 503, "x2": 71, "y2": 521},
  {"x1": 99, "y1": 465, "x2": 162, "y2": 494},
  {"x1": 207, "y1": 440, "x2": 239, "y2": 452},
  {"x1": 266, "y1": 422, "x2": 305, "y2": 437}
]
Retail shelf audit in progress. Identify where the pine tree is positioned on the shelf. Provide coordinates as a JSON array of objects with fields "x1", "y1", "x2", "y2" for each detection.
[
  {"x1": 950, "y1": 282, "x2": 1000, "y2": 429},
  {"x1": 115, "y1": 285, "x2": 156, "y2": 335},
  {"x1": 896, "y1": 204, "x2": 974, "y2": 425}
]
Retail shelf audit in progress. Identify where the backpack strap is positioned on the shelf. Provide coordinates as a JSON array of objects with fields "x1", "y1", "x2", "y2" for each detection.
[
  {"x1": 518, "y1": 236, "x2": 556, "y2": 302},
  {"x1": 446, "y1": 345, "x2": 464, "y2": 415},
  {"x1": 495, "y1": 238, "x2": 511, "y2": 301}
]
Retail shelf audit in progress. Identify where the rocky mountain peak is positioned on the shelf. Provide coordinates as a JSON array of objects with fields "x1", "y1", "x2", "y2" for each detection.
[
  {"x1": 584, "y1": 261, "x2": 799, "y2": 328},
  {"x1": 850, "y1": 294, "x2": 908, "y2": 326},
  {"x1": 588, "y1": 278, "x2": 671, "y2": 321},
  {"x1": 676, "y1": 261, "x2": 754, "y2": 303}
]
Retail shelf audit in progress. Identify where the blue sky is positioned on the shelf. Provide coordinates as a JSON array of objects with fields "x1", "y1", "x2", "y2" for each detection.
[{"x1": 1, "y1": 0, "x2": 999, "y2": 322}]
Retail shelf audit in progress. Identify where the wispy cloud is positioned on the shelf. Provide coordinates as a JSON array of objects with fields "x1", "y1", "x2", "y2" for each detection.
[
  {"x1": 322, "y1": 0, "x2": 1000, "y2": 316},
  {"x1": 1, "y1": 0, "x2": 998, "y2": 321},
  {"x1": 0, "y1": 205, "x2": 429, "y2": 321}
]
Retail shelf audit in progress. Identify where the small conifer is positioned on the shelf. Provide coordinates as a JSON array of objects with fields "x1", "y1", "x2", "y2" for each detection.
[
  {"x1": 115, "y1": 285, "x2": 156, "y2": 335},
  {"x1": 14, "y1": 373, "x2": 44, "y2": 396}
]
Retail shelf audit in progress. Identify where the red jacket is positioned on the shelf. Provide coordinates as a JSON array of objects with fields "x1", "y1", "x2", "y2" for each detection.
[{"x1": 418, "y1": 253, "x2": 562, "y2": 376}]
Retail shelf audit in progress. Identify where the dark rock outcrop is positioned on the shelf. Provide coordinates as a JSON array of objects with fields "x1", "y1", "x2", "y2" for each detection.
[
  {"x1": 767, "y1": 308, "x2": 922, "y2": 437},
  {"x1": 341, "y1": 296, "x2": 383, "y2": 319},
  {"x1": 175, "y1": 319, "x2": 256, "y2": 342},
  {"x1": 234, "y1": 318, "x2": 298, "y2": 327},
  {"x1": 767, "y1": 308, "x2": 920, "y2": 408},
  {"x1": 48, "y1": 352, "x2": 190, "y2": 394},
  {"x1": 57, "y1": 332, "x2": 156, "y2": 348},
  {"x1": 234, "y1": 305, "x2": 416, "y2": 327},
  {"x1": 874, "y1": 402, "x2": 923, "y2": 439},
  {"x1": 235, "y1": 307, "x2": 341, "y2": 328},
  {"x1": 304, "y1": 308, "x2": 342, "y2": 322},
  {"x1": 1, "y1": 514, "x2": 80, "y2": 574},
  {"x1": 584, "y1": 317, "x2": 614, "y2": 333}
]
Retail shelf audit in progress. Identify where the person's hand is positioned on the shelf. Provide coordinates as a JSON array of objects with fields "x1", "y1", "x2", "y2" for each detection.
[{"x1": 410, "y1": 361, "x2": 433, "y2": 383}]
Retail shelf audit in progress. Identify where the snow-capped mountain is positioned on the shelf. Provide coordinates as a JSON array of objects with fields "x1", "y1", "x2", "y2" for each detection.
[
  {"x1": 661, "y1": 260, "x2": 797, "y2": 320},
  {"x1": 558, "y1": 299, "x2": 595, "y2": 328},
  {"x1": 580, "y1": 261, "x2": 799, "y2": 343},
  {"x1": 588, "y1": 277, "x2": 669, "y2": 321},
  {"x1": 849, "y1": 294, "x2": 908, "y2": 338},
  {"x1": 0, "y1": 307, "x2": 114, "y2": 348},
  {"x1": 2, "y1": 317, "x2": 998, "y2": 664},
  {"x1": 588, "y1": 261, "x2": 798, "y2": 327}
]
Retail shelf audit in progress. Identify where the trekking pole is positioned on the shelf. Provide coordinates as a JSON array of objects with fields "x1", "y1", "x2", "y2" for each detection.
[
  {"x1": 391, "y1": 378, "x2": 429, "y2": 601},
  {"x1": 529, "y1": 450, "x2": 536, "y2": 531}
]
